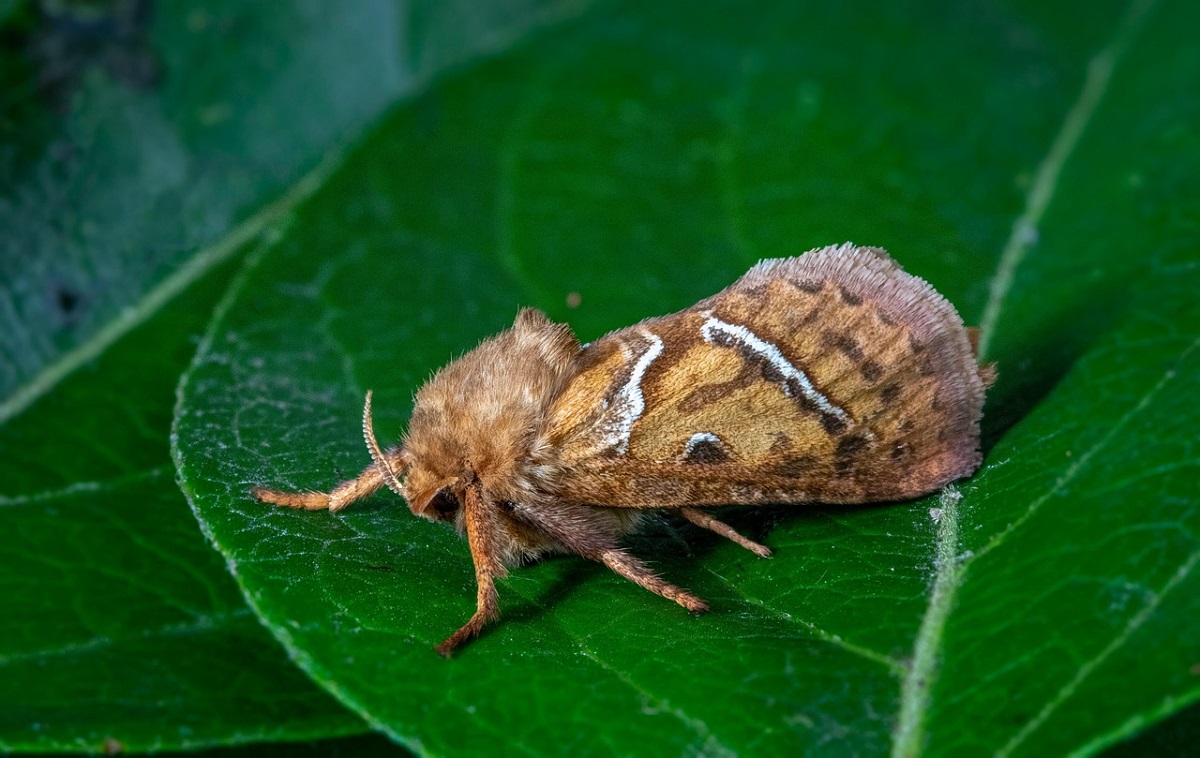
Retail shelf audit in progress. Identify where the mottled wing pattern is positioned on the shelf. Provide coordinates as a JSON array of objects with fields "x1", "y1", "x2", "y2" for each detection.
[{"x1": 542, "y1": 244, "x2": 988, "y2": 508}]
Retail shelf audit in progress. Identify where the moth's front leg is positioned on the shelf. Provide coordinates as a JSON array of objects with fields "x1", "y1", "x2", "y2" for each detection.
[
  {"x1": 253, "y1": 457, "x2": 400, "y2": 512},
  {"x1": 435, "y1": 482, "x2": 505, "y2": 657}
]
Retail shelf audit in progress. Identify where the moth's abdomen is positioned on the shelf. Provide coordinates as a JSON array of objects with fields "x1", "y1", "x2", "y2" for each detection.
[{"x1": 544, "y1": 244, "x2": 987, "y2": 508}]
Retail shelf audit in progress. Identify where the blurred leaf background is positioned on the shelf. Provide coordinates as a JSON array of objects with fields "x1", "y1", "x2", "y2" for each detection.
[{"x1": 2, "y1": 0, "x2": 1197, "y2": 755}]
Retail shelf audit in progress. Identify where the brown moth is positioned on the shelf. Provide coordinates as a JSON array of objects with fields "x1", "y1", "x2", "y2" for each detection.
[{"x1": 253, "y1": 243, "x2": 993, "y2": 656}]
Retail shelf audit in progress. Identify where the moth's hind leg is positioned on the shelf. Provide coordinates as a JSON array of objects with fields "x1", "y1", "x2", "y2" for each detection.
[
  {"x1": 505, "y1": 501, "x2": 709, "y2": 615},
  {"x1": 600, "y1": 549, "x2": 709, "y2": 614},
  {"x1": 679, "y1": 508, "x2": 772, "y2": 557},
  {"x1": 252, "y1": 457, "x2": 397, "y2": 512}
]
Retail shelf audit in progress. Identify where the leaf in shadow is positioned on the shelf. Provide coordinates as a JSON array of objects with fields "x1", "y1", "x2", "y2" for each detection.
[{"x1": 0, "y1": 0, "x2": 588, "y2": 421}]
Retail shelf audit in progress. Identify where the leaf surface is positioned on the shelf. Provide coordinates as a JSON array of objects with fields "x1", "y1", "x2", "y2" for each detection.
[
  {"x1": 172, "y1": 0, "x2": 1200, "y2": 754},
  {"x1": 0, "y1": 1, "x2": 581, "y2": 750},
  {"x1": 0, "y1": 0, "x2": 585, "y2": 422},
  {"x1": 0, "y1": 262, "x2": 366, "y2": 752}
]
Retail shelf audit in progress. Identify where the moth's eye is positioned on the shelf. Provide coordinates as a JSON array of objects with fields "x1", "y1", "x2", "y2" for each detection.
[{"x1": 428, "y1": 488, "x2": 460, "y2": 522}]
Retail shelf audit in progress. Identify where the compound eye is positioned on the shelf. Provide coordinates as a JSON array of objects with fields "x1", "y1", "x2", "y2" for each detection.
[{"x1": 427, "y1": 488, "x2": 459, "y2": 522}]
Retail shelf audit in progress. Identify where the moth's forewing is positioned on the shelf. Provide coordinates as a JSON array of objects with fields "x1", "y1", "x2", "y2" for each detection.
[{"x1": 543, "y1": 244, "x2": 987, "y2": 507}]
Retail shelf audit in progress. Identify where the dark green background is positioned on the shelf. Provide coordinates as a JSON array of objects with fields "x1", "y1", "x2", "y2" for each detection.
[{"x1": 1, "y1": 0, "x2": 1197, "y2": 755}]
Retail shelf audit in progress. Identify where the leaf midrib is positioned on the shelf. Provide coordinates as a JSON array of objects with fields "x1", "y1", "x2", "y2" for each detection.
[
  {"x1": 891, "y1": 2, "x2": 1162, "y2": 755},
  {"x1": 0, "y1": 608, "x2": 254, "y2": 667},
  {"x1": 0, "y1": 148, "x2": 344, "y2": 428},
  {"x1": 0, "y1": 0, "x2": 602, "y2": 430},
  {"x1": 0, "y1": 466, "x2": 168, "y2": 506},
  {"x1": 975, "y1": 0, "x2": 1158, "y2": 361}
]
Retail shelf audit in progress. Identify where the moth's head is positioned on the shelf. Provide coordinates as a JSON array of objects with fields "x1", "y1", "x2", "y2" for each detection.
[
  {"x1": 389, "y1": 308, "x2": 580, "y2": 520},
  {"x1": 357, "y1": 390, "x2": 463, "y2": 525},
  {"x1": 401, "y1": 465, "x2": 466, "y2": 525}
]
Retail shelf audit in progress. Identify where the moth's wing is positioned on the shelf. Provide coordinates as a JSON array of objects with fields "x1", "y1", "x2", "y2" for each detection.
[{"x1": 542, "y1": 243, "x2": 988, "y2": 507}]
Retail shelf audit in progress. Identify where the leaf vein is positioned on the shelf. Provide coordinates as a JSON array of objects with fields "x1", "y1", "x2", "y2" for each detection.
[
  {"x1": 999, "y1": 547, "x2": 1200, "y2": 755},
  {"x1": 574, "y1": 645, "x2": 738, "y2": 757},
  {"x1": 702, "y1": 565, "x2": 906, "y2": 677},
  {"x1": 973, "y1": 337, "x2": 1197, "y2": 562}
]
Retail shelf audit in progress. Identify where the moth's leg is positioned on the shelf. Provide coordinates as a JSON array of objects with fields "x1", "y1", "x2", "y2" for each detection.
[
  {"x1": 252, "y1": 451, "x2": 406, "y2": 512},
  {"x1": 435, "y1": 482, "x2": 505, "y2": 657},
  {"x1": 600, "y1": 549, "x2": 709, "y2": 613},
  {"x1": 679, "y1": 507, "x2": 772, "y2": 558},
  {"x1": 506, "y1": 501, "x2": 709, "y2": 614},
  {"x1": 252, "y1": 464, "x2": 382, "y2": 511}
]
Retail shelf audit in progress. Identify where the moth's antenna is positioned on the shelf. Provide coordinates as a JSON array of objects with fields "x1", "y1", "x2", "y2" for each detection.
[{"x1": 363, "y1": 390, "x2": 407, "y2": 498}]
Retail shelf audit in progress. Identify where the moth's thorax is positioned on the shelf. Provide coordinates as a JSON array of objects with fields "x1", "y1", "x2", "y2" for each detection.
[{"x1": 401, "y1": 308, "x2": 581, "y2": 511}]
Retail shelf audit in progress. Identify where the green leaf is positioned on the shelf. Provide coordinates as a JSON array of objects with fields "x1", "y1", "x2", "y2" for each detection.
[
  {"x1": 0, "y1": 259, "x2": 366, "y2": 752},
  {"x1": 1102, "y1": 700, "x2": 1200, "y2": 758},
  {"x1": 49, "y1": 733, "x2": 410, "y2": 758},
  {"x1": 171, "y1": 0, "x2": 1200, "y2": 754},
  {"x1": 0, "y1": 0, "x2": 587, "y2": 423},
  {"x1": 0, "y1": 1, "x2": 608, "y2": 753}
]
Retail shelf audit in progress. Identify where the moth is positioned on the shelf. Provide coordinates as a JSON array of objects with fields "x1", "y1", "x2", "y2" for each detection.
[{"x1": 253, "y1": 243, "x2": 993, "y2": 656}]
